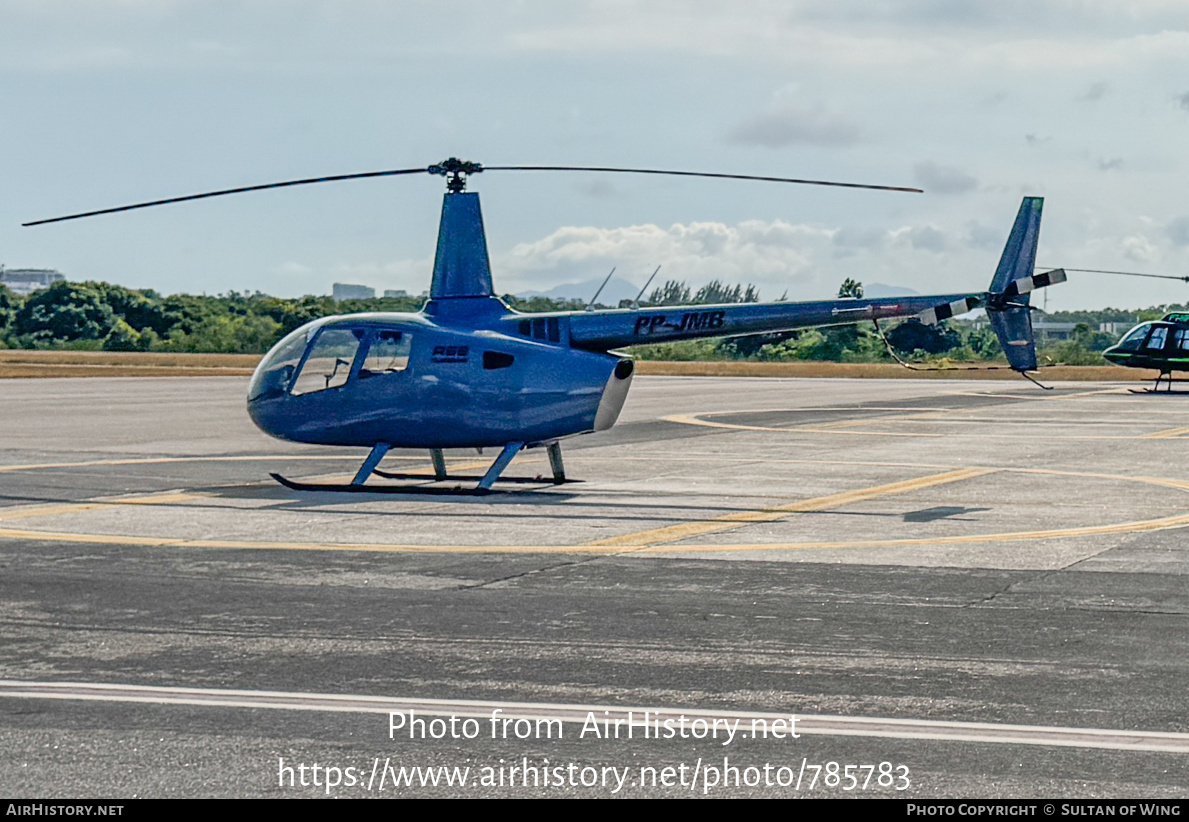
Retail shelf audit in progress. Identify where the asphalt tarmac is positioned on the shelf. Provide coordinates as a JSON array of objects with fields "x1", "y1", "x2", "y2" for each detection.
[{"x1": 1, "y1": 375, "x2": 1187, "y2": 798}]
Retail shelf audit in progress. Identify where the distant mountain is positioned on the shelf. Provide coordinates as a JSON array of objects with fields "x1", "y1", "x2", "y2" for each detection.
[
  {"x1": 517, "y1": 276, "x2": 641, "y2": 306},
  {"x1": 863, "y1": 283, "x2": 919, "y2": 298}
]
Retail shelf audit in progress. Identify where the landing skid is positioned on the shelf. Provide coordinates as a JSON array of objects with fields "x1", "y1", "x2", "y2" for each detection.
[
  {"x1": 1129, "y1": 372, "x2": 1189, "y2": 394},
  {"x1": 270, "y1": 472, "x2": 500, "y2": 495},
  {"x1": 270, "y1": 440, "x2": 574, "y2": 494},
  {"x1": 370, "y1": 469, "x2": 576, "y2": 485}
]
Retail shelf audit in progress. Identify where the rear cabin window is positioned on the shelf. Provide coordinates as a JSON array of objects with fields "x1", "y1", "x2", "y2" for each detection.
[
  {"x1": 518, "y1": 317, "x2": 560, "y2": 342},
  {"x1": 359, "y1": 330, "x2": 412, "y2": 377},
  {"x1": 290, "y1": 328, "x2": 363, "y2": 395}
]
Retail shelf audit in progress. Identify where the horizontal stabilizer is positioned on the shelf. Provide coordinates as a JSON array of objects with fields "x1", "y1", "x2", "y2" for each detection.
[
  {"x1": 1002, "y1": 268, "x2": 1066, "y2": 298},
  {"x1": 918, "y1": 296, "x2": 981, "y2": 326}
]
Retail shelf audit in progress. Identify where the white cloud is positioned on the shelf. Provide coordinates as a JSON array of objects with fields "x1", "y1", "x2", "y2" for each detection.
[
  {"x1": 1123, "y1": 235, "x2": 1159, "y2": 263},
  {"x1": 499, "y1": 219, "x2": 836, "y2": 297},
  {"x1": 889, "y1": 224, "x2": 952, "y2": 253}
]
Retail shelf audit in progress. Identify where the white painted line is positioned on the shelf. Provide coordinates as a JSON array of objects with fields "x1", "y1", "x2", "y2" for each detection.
[{"x1": 2, "y1": 680, "x2": 1186, "y2": 753}]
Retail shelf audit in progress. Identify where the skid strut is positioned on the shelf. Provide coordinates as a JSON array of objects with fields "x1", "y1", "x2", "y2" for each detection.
[
  {"x1": 271, "y1": 441, "x2": 575, "y2": 493},
  {"x1": 477, "y1": 442, "x2": 524, "y2": 490},
  {"x1": 547, "y1": 441, "x2": 565, "y2": 482},
  {"x1": 430, "y1": 448, "x2": 448, "y2": 480},
  {"x1": 352, "y1": 443, "x2": 391, "y2": 486}
]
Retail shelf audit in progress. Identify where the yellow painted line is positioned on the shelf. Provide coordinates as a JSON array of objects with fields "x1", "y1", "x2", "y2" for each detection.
[
  {"x1": 632, "y1": 511, "x2": 1189, "y2": 554},
  {"x1": 663, "y1": 412, "x2": 1189, "y2": 440},
  {"x1": 0, "y1": 455, "x2": 403, "y2": 474},
  {"x1": 1055, "y1": 388, "x2": 1140, "y2": 399},
  {"x1": 787, "y1": 412, "x2": 951, "y2": 432},
  {"x1": 115, "y1": 491, "x2": 208, "y2": 506},
  {"x1": 1143, "y1": 426, "x2": 1189, "y2": 440},
  {"x1": 5, "y1": 507, "x2": 1189, "y2": 555},
  {"x1": 958, "y1": 388, "x2": 1131, "y2": 401},
  {"x1": 0, "y1": 502, "x2": 113, "y2": 523},
  {"x1": 0, "y1": 456, "x2": 549, "y2": 524},
  {"x1": 0, "y1": 491, "x2": 210, "y2": 523},
  {"x1": 0, "y1": 527, "x2": 597, "y2": 553},
  {"x1": 583, "y1": 467, "x2": 994, "y2": 548},
  {"x1": 661, "y1": 412, "x2": 924, "y2": 436},
  {"x1": 4, "y1": 457, "x2": 1189, "y2": 555}
]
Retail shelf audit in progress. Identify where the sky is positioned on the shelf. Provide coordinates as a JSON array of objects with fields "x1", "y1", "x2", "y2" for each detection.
[{"x1": 3, "y1": 0, "x2": 1189, "y2": 311}]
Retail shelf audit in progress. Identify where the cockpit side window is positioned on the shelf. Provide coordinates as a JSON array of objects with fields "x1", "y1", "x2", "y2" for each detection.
[
  {"x1": 1145, "y1": 326, "x2": 1169, "y2": 351},
  {"x1": 1176, "y1": 329, "x2": 1189, "y2": 351},
  {"x1": 290, "y1": 328, "x2": 364, "y2": 395},
  {"x1": 359, "y1": 330, "x2": 412, "y2": 377},
  {"x1": 1116, "y1": 323, "x2": 1151, "y2": 351}
]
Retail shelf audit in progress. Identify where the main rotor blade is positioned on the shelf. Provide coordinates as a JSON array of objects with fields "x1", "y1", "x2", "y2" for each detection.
[
  {"x1": 22, "y1": 167, "x2": 430, "y2": 226},
  {"x1": 483, "y1": 165, "x2": 923, "y2": 193},
  {"x1": 1040, "y1": 266, "x2": 1189, "y2": 283}
]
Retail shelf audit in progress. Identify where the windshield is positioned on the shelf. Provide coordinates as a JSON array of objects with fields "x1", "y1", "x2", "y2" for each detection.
[
  {"x1": 1114, "y1": 323, "x2": 1152, "y2": 352},
  {"x1": 248, "y1": 322, "x2": 415, "y2": 401},
  {"x1": 247, "y1": 324, "x2": 318, "y2": 401}
]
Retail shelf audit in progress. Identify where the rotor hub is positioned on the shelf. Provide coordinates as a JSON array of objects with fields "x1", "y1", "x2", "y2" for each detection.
[{"x1": 428, "y1": 158, "x2": 484, "y2": 193}]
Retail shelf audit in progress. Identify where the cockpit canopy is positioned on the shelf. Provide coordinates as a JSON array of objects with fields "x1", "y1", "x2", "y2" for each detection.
[
  {"x1": 1112, "y1": 320, "x2": 1189, "y2": 354},
  {"x1": 248, "y1": 318, "x2": 415, "y2": 402}
]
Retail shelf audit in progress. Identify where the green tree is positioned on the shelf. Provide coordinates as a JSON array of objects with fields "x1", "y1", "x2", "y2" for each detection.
[
  {"x1": 103, "y1": 318, "x2": 157, "y2": 351},
  {"x1": 96, "y1": 283, "x2": 172, "y2": 336},
  {"x1": 166, "y1": 314, "x2": 282, "y2": 354},
  {"x1": 14, "y1": 282, "x2": 116, "y2": 345},
  {"x1": 837, "y1": 278, "x2": 863, "y2": 298},
  {"x1": 693, "y1": 280, "x2": 759, "y2": 304},
  {"x1": 885, "y1": 319, "x2": 960, "y2": 355}
]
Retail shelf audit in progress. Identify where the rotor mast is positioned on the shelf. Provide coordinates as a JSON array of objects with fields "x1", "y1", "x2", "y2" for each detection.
[{"x1": 427, "y1": 159, "x2": 495, "y2": 300}]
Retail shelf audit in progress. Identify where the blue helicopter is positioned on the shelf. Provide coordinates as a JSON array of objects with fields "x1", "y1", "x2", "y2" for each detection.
[{"x1": 25, "y1": 159, "x2": 1063, "y2": 493}]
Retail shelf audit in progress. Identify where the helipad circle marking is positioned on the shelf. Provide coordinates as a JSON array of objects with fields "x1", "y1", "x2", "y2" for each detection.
[{"x1": 662, "y1": 409, "x2": 1189, "y2": 440}]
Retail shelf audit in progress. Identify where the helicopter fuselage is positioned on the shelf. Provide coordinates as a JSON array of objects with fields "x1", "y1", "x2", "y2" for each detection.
[
  {"x1": 1102, "y1": 314, "x2": 1189, "y2": 373},
  {"x1": 247, "y1": 307, "x2": 633, "y2": 449}
]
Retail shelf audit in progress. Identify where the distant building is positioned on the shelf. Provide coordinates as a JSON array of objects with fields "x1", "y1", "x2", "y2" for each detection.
[
  {"x1": 332, "y1": 283, "x2": 375, "y2": 301},
  {"x1": 383, "y1": 289, "x2": 409, "y2": 299},
  {"x1": 1, "y1": 267, "x2": 64, "y2": 296},
  {"x1": 969, "y1": 318, "x2": 1077, "y2": 341},
  {"x1": 1031, "y1": 321, "x2": 1077, "y2": 341}
]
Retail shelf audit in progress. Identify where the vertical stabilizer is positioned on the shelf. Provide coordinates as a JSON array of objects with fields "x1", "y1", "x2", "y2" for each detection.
[
  {"x1": 430, "y1": 192, "x2": 494, "y2": 298},
  {"x1": 991, "y1": 197, "x2": 1043, "y2": 294},
  {"x1": 988, "y1": 197, "x2": 1044, "y2": 372}
]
